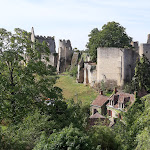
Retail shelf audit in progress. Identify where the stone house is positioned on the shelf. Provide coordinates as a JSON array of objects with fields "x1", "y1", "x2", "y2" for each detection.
[
  {"x1": 90, "y1": 90, "x2": 135, "y2": 125},
  {"x1": 90, "y1": 91, "x2": 109, "y2": 125},
  {"x1": 106, "y1": 90, "x2": 135, "y2": 123}
]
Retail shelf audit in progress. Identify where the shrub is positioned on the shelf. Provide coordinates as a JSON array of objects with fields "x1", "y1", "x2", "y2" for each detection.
[{"x1": 69, "y1": 66, "x2": 78, "y2": 78}]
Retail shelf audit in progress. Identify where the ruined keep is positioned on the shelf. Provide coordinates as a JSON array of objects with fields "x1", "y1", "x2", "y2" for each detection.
[
  {"x1": 57, "y1": 39, "x2": 73, "y2": 73},
  {"x1": 31, "y1": 27, "x2": 58, "y2": 67},
  {"x1": 97, "y1": 48, "x2": 138, "y2": 86},
  {"x1": 31, "y1": 27, "x2": 56, "y2": 53}
]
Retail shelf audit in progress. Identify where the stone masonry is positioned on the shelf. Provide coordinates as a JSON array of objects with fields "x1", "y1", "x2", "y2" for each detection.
[
  {"x1": 97, "y1": 48, "x2": 138, "y2": 86},
  {"x1": 57, "y1": 39, "x2": 73, "y2": 73},
  {"x1": 31, "y1": 27, "x2": 58, "y2": 67}
]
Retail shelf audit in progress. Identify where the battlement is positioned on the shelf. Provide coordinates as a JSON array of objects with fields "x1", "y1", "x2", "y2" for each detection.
[
  {"x1": 59, "y1": 39, "x2": 72, "y2": 51},
  {"x1": 31, "y1": 27, "x2": 56, "y2": 53},
  {"x1": 36, "y1": 35, "x2": 55, "y2": 40}
]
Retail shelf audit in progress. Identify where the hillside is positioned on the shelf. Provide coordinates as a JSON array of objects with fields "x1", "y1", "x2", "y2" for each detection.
[{"x1": 55, "y1": 74, "x2": 98, "y2": 105}]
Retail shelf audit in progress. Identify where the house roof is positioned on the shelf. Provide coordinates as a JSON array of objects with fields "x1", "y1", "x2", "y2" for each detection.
[
  {"x1": 116, "y1": 92, "x2": 134, "y2": 103},
  {"x1": 90, "y1": 112, "x2": 106, "y2": 119},
  {"x1": 92, "y1": 94, "x2": 109, "y2": 107},
  {"x1": 107, "y1": 92, "x2": 135, "y2": 109}
]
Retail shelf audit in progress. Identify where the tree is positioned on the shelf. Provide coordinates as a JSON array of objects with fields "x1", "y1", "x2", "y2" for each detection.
[
  {"x1": 90, "y1": 124, "x2": 121, "y2": 150},
  {"x1": 0, "y1": 28, "x2": 61, "y2": 123},
  {"x1": 133, "y1": 54, "x2": 150, "y2": 92},
  {"x1": 87, "y1": 21, "x2": 132, "y2": 61},
  {"x1": 34, "y1": 125, "x2": 94, "y2": 150}
]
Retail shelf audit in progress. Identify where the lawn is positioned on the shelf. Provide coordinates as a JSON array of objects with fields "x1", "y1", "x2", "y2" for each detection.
[{"x1": 55, "y1": 75, "x2": 98, "y2": 105}]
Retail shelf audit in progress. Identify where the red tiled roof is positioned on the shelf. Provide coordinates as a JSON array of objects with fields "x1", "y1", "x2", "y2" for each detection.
[
  {"x1": 92, "y1": 94, "x2": 109, "y2": 107},
  {"x1": 107, "y1": 92, "x2": 135, "y2": 109},
  {"x1": 90, "y1": 113, "x2": 106, "y2": 119},
  {"x1": 116, "y1": 92, "x2": 135, "y2": 103}
]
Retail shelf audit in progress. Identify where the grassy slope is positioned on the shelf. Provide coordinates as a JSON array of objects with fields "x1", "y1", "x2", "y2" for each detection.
[{"x1": 55, "y1": 75, "x2": 98, "y2": 105}]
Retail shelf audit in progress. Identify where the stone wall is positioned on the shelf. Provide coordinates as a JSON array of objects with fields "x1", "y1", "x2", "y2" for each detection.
[
  {"x1": 97, "y1": 48, "x2": 138, "y2": 86},
  {"x1": 31, "y1": 27, "x2": 57, "y2": 67},
  {"x1": 31, "y1": 27, "x2": 56, "y2": 53},
  {"x1": 77, "y1": 58, "x2": 84, "y2": 83},
  {"x1": 70, "y1": 52, "x2": 81, "y2": 69},
  {"x1": 84, "y1": 62, "x2": 97, "y2": 87},
  {"x1": 36, "y1": 35, "x2": 56, "y2": 53}
]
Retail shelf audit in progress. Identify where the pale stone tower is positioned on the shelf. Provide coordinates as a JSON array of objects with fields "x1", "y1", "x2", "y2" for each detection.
[{"x1": 57, "y1": 39, "x2": 73, "y2": 73}]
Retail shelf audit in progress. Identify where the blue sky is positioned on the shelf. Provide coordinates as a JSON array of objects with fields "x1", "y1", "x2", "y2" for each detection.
[{"x1": 0, "y1": 0, "x2": 150, "y2": 51}]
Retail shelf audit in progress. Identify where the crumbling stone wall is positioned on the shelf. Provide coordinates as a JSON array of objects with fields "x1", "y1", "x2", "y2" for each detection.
[
  {"x1": 70, "y1": 52, "x2": 81, "y2": 69},
  {"x1": 84, "y1": 62, "x2": 97, "y2": 87},
  {"x1": 77, "y1": 58, "x2": 84, "y2": 83}
]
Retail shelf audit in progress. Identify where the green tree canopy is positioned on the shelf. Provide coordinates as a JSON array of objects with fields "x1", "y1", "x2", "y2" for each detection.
[
  {"x1": 0, "y1": 28, "x2": 61, "y2": 123},
  {"x1": 87, "y1": 21, "x2": 132, "y2": 61},
  {"x1": 34, "y1": 125, "x2": 94, "y2": 150}
]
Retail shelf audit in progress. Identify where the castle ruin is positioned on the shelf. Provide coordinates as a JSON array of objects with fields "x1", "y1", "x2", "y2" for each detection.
[
  {"x1": 30, "y1": 27, "x2": 150, "y2": 88},
  {"x1": 77, "y1": 34, "x2": 150, "y2": 87}
]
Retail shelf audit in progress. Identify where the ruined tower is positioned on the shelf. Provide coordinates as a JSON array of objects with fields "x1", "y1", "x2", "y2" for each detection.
[
  {"x1": 31, "y1": 27, "x2": 56, "y2": 53},
  {"x1": 57, "y1": 39, "x2": 73, "y2": 73},
  {"x1": 31, "y1": 27, "x2": 57, "y2": 67}
]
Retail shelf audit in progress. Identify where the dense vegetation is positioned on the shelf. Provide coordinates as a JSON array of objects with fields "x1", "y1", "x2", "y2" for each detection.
[{"x1": 87, "y1": 21, "x2": 132, "y2": 61}]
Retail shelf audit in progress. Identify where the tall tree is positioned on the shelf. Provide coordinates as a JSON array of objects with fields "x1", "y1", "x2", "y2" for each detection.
[
  {"x1": 133, "y1": 54, "x2": 150, "y2": 92},
  {"x1": 87, "y1": 21, "x2": 132, "y2": 61},
  {"x1": 0, "y1": 28, "x2": 60, "y2": 123}
]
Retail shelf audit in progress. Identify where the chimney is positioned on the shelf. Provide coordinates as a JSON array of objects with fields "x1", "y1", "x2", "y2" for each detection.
[
  {"x1": 114, "y1": 87, "x2": 117, "y2": 94},
  {"x1": 100, "y1": 91, "x2": 103, "y2": 95}
]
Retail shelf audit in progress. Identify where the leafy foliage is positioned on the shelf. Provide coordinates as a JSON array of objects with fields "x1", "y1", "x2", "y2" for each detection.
[
  {"x1": 133, "y1": 54, "x2": 150, "y2": 92},
  {"x1": 0, "y1": 28, "x2": 60, "y2": 123},
  {"x1": 90, "y1": 124, "x2": 121, "y2": 150},
  {"x1": 69, "y1": 66, "x2": 78, "y2": 78},
  {"x1": 1, "y1": 111, "x2": 56, "y2": 150},
  {"x1": 87, "y1": 21, "x2": 132, "y2": 61},
  {"x1": 114, "y1": 94, "x2": 150, "y2": 150},
  {"x1": 34, "y1": 125, "x2": 94, "y2": 150}
]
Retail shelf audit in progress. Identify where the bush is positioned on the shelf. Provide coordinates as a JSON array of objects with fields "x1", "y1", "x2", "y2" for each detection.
[
  {"x1": 34, "y1": 125, "x2": 94, "y2": 150},
  {"x1": 1, "y1": 111, "x2": 56, "y2": 150},
  {"x1": 69, "y1": 66, "x2": 78, "y2": 78}
]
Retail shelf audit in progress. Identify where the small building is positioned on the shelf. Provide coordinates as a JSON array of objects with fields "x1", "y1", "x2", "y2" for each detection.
[
  {"x1": 89, "y1": 91, "x2": 109, "y2": 125},
  {"x1": 90, "y1": 89, "x2": 135, "y2": 126},
  {"x1": 89, "y1": 112, "x2": 106, "y2": 126},
  {"x1": 107, "y1": 91, "x2": 135, "y2": 123}
]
